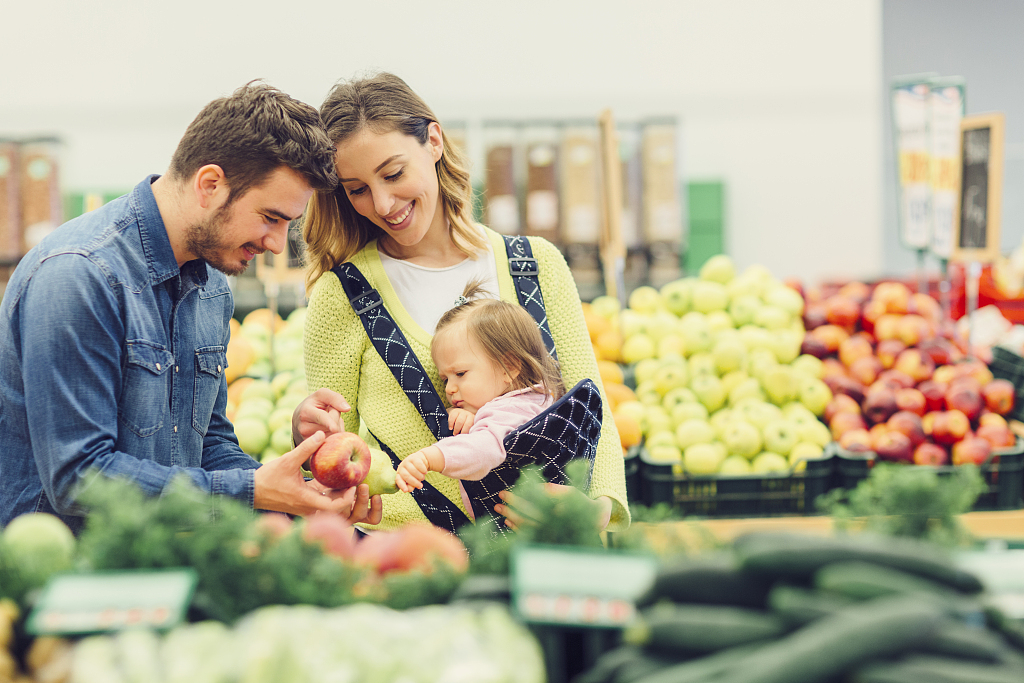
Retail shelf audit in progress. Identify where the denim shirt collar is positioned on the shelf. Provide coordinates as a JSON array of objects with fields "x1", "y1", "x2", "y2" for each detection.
[{"x1": 132, "y1": 174, "x2": 209, "y2": 288}]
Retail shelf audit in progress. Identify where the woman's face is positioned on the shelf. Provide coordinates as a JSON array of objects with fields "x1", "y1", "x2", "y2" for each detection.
[{"x1": 334, "y1": 124, "x2": 445, "y2": 253}]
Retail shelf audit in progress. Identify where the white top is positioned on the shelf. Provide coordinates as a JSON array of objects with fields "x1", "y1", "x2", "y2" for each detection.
[{"x1": 379, "y1": 241, "x2": 500, "y2": 334}]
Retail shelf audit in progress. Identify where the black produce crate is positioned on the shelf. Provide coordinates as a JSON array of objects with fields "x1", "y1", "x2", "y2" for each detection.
[
  {"x1": 624, "y1": 445, "x2": 641, "y2": 506},
  {"x1": 832, "y1": 439, "x2": 1024, "y2": 511},
  {"x1": 989, "y1": 346, "x2": 1024, "y2": 422},
  {"x1": 638, "y1": 449, "x2": 835, "y2": 517}
]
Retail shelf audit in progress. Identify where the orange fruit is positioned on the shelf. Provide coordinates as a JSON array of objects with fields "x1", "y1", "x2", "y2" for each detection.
[
  {"x1": 227, "y1": 376, "x2": 255, "y2": 406},
  {"x1": 597, "y1": 360, "x2": 625, "y2": 387},
  {"x1": 594, "y1": 329, "x2": 624, "y2": 363},
  {"x1": 225, "y1": 336, "x2": 256, "y2": 383},
  {"x1": 614, "y1": 410, "x2": 642, "y2": 448},
  {"x1": 604, "y1": 382, "x2": 637, "y2": 409}
]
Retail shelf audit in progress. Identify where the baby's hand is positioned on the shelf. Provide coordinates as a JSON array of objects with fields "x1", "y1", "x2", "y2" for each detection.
[
  {"x1": 396, "y1": 450, "x2": 430, "y2": 493},
  {"x1": 448, "y1": 408, "x2": 475, "y2": 435}
]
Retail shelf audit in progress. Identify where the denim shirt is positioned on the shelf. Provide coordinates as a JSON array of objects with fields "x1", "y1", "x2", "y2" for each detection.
[{"x1": 0, "y1": 175, "x2": 259, "y2": 532}]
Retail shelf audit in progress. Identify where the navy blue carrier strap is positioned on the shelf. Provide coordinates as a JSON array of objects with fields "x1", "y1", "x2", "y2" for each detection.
[{"x1": 502, "y1": 234, "x2": 557, "y2": 360}]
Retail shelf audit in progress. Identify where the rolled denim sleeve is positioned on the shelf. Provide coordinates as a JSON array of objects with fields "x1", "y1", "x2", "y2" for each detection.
[{"x1": 20, "y1": 254, "x2": 256, "y2": 511}]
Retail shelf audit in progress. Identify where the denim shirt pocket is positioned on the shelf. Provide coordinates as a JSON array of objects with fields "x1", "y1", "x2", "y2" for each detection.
[
  {"x1": 193, "y1": 346, "x2": 227, "y2": 436},
  {"x1": 119, "y1": 340, "x2": 174, "y2": 437}
]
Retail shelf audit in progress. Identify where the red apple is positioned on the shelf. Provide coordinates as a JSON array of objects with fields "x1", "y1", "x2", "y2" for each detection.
[
  {"x1": 893, "y1": 349, "x2": 935, "y2": 384},
  {"x1": 932, "y1": 410, "x2": 970, "y2": 446},
  {"x1": 909, "y1": 292, "x2": 941, "y2": 323},
  {"x1": 800, "y1": 334, "x2": 830, "y2": 359},
  {"x1": 945, "y1": 384, "x2": 983, "y2": 423},
  {"x1": 354, "y1": 521, "x2": 469, "y2": 575},
  {"x1": 839, "y1": 281, "x2": 871, "y2": 304},
  {"x1": 877, "y1": 368, "x2": 916, "y2": 390},
  {"x1": 887, "y1": 410, "x2": 926, "y2": 447},
  {"x1": 802, "y1": 304, "x2": 828, "y2": 332},
  {"x1": 874, "y1": 430, "x2": 914, "y2": 463},
  {"x1": 825, "y1": 394, "x2": 862, "y2": 423},
  {"x1": 932, "y1": 364, "x2": 958, "y2": 385},
  {"x1": 812, "y1": 325, "x2": 851, "y2": 354},
  {"x1": 917, "y1": 338, "x2": 957, "y2": 367},
  {"x1": 922, "y1": 410, "x2": 941, "y2": 437},
  {"x1": 849, "y1": 355, "x2": 883, "y2": 387},
  {"x1": 839, "y1": 428, "x2": 873, "y2": 452},
  {"x1": 913, "y1": 442, "x2": 950, "y2": 466},
  {"x1": 979, "y1": 412, "x2": 1009, "y2": 429},
  {"x1": 976, "y1": 423, "x2": 1016, "y2": 450},
  {"x1": 831, "y1": 411, "x2": 868, "y2": 441},
  {"x1": 894, "y1": 388, "x2": 927, "y2": 416},
  {"x1": 917, "y1": 380, "x2": 948, "y2": 413},
  {"x1": 982, "y1": 379, "x2": 1016, "y2": 416},
  {"x1": 839, "y1": 335, "x2": 874, "y2": 368},
  {"x1": 825, "y1": 295, "x2": 861, "y2": 331},
  {"x1": 875, "y1": 339, "x2": 907, "y2": 369},
  {"x1": 301, "y1": 512, "x2": 357, "y2": 559},
  {"x1": 860, "y1": 299, "x2": 887, "y2": 336},
  {"x1": 310, "y1": 432, "x2": 372, "y2": 489},
  {"x1": 874, "y1": 282, "x2": 911, "y2": 314},
  {"x1": 822, "y1": 358, "x2": 849, "y2": 379},
  {"x1": 897, "y1": 314, "x2": 932, "y2": 348},
  {"x1": 873, "y1": 314, "x2": 903, "y2": 342},
  {"x1": 960, "y1": 360, "x2": 995, "y2": 386},
  {"x1": 951, "y1": 436, "x2": 993, "y2": 466},
  {"x1": 863, "y1": 388, "x2": 899, "y2": 425},
  {"x1": 823, "y1": 375, "x2": 867, "y2": 405},
  {"x1": 869, "y1": 423, "x2": 890, "y2": 451}
]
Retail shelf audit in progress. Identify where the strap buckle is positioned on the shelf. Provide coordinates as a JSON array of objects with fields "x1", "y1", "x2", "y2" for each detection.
[
  {"x1": 509, "y1": 257, "x2": 539, "y2": 278},
  {"x1": 349, "y1": 289, "x2": 383, "y2": 315}
]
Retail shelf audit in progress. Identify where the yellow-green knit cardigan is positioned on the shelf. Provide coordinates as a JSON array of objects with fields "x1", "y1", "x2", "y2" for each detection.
[{"x1": 303, "y1": 226, "x2": 630, "y2": 532}]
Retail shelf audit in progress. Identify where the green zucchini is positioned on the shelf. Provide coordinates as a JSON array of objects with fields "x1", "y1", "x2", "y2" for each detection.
[
  {"x1": 626, "y1": 643, "x2": 766, "y2": 683},
  {"x1": 767, "y1": 584, "x2": 854, "y2": 627},
  {"x1": 734, "y1": 532, "x2": 983, "y2": 593},
  {"x1": 570, "y1": 645, "x2": 679, "y2": 683},
  {"x1": 636, "y1": 552, "x2": 773, "y2": 609},
  {"x1": 814, "y1": 561, "x2": 960, "y2": 601},
  {"x1": 920, "y1": 619, "x2": 1021, "y2": 665},
  {"x1": 851, "y1": 655, "x2": 1024, "y2": 683},
  {"x1": 711, "y1": 594, "x2": 944, "y2": 683},
  {"x1": 624, "y1": 603, "x2": 786, "y2": 655}
]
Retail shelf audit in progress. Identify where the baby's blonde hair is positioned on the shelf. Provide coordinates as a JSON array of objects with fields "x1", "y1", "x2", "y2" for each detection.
[{"x1": 433, "y1": 281, "x2": 564, "y2": 401}]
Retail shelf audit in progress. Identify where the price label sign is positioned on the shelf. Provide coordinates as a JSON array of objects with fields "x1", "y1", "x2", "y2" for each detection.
[
  {"x1": 892, "y1": 76, "x2": 936, "y2": 250},
  {"x1": 510, "y1": 545, "x2": 657, "y2": 628},
  {"x1": 952, "y1": 113, "x2": 1005, "y2": 264},
  {"x1": 928, "y1": 79, "x2": 966, "y2": 260},
  {"x1": 26, "y1": 569, "x2": 197, "y2": 636}
]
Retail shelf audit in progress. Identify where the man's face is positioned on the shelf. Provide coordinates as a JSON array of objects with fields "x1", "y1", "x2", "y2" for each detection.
[{"x1": 186, "y1": 166, "x2": 313, "y2": 276}]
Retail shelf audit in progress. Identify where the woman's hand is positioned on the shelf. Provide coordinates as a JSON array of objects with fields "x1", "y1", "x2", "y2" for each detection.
[
  {"x1": 495, "y1": 485, "x2": 612, "y2": 532},
  {"x1": 291, "y1": 389, "x2": 350, "y2": 446},
  {"x1": 447, "y1": 408, "x2": 476, "y2": 435},
  {"x1": 254, "y1": 431, "x2": 382, "y2": 523}
]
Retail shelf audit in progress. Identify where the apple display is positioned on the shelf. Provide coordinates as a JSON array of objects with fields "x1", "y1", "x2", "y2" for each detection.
[
  {"x1": 663, "y1": 386, "x2": 699, "y2": 413},
  {"x1": 683, "y1": 442, "x2": 725, "y2": 475},
  {"x1": 913, "y1": 442, "x2": 949, "y2": 466},
  {"x1": 877, "y1": 369, "x2": 916, "y2": 390},
  {"x1": 848, "y1": 355, "x2": 883, "y2": 387},
  {"x1": 798, "y1": 377, "x2": 833, "y2": 417},
  {"x1": 810, "y1": 324, "x2": 850, "y2": 354},
  {"x1": 675, "y1": 419, "x2": 717, "y2": 451},
  {"x1": 875, "y1": 339, "x2": 907, "y2": 370},
  {"x1": 862, "y1": 388, "x2": 899, "y2": 425},
  {"x1": 982, "y1": 378, "x2": 1016, "y2": 415},
  {"x1": 653, "y1": 361, "x2": 689, "y2": 396},
  {"x1": 872, "y1": 314, "x2": 902, "y2": 342},
  {"x1": 886, "y1": 411, "x2": 926, "y2": 447},
  {"x1": 659, "y1": 279, "x2": 693, "y2": 317},
  {"x1": 824, "y1": 295, "x2": 860, "y2": 330},
  {"x1": 699, "y1": 254, "x2": 736, "y2": 284},
  {"x1": 797, "y1": 419, "x2": 833, "y2": 448},
  {"x1": 627, "y1": 285, "x2": 663, "y2": 315},
  {"x1": 791, "y1": 354, "x2": 825, "y2": 380},
  {"x1": 839, "y1": 428, "x2": 873, "y2": 452},
  {"x1": 979, "y1": 412, "x2": 1009, "y2": 429},
  {"x1": 931, "y1": 410, "x2": 970, "y2": 446},
  {"x1": 976, "y1": 423, "x2": 1016, "y2": 450},
  {"x1": 838, "y1": 335, "x2": 873, "y2": 369},
  {"x1": 892, "y1": 349, "x2": 935, "y2": 384},
  {"x1": 873, "y1": 430, "x2": 914, "y2": 463},
  {"x1": 751, "y1": 451, "x2": 791, "y2": 474},
  {"x1": 691, "y1": 280, "x2": 729, "y2": 313},
  {"x1": 762, "y1": 366, "x2": 798, "y2": 405},
  {"x1": 896, "y1": 314, "x2": 931, "y2": 348},
  {"x1": 824, "y1": 394, "x2": 861, "y2": 423},
  {"x1": 789, "y1": 441, "x2": 824, "y2": 465},
  {"x1": 690, "y1": 373, "x2": 726, "y2": 413},
  {"x1": 310, "y1": 432, "x2": 372, "y2": 490},
  {"x1": 822, "y1": 375, "x2": 867, "y2": 405},
  {"x1": 719, "y1": 454, "x2": 753, "y2": 475},
  {"x1": 722, "y1": 420, "x2": 763, "y2": 459},
  {"x1": 894, "y1": 387, "x2": 927, "y2": 417},
  {"x1": 800, "y1": 334, "x2": 830, "y2": 359},
  {"x1": 830, "y1": 410, "x2": 868, "y2": 441},
  {"x1": 945, "y1": 383, "x2": 983, "y2": 422},
  {"x1": 916, "y1": 380, "x2": 948, "y2": 413},
  {"x1": 951, "y1": 436, "x2": 993, "y2": 466}
]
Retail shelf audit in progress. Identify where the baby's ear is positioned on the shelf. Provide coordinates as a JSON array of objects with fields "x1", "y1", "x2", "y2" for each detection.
[{"x1": 502, "y1": 355, "x2": 522, "y2": 383}]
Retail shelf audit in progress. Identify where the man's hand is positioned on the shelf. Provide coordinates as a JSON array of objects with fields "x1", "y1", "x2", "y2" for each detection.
[
  {"x1": 254, "y1": 430, "x2": 382, "y2": 523},
  {"x1": 292, "y1": 389, "x2": 350, "y2": 446},
  {"x1": 495, "y1": 485, "x2": 612, "y2": 532},
  {"x1": 447, "y1": 408, "x2": 475, "y2": 435}
]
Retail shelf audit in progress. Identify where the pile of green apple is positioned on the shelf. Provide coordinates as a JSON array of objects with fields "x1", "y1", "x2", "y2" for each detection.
[{"x1": 617, "y1": 255, "x2": 834, "y2": 477}]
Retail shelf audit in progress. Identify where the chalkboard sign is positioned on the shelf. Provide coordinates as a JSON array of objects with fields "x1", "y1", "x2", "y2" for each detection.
[{"x1": 952, "y1": 113, "x2": 1005, "y2": 263}]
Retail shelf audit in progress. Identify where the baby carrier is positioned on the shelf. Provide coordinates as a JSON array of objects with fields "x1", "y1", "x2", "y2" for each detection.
[{"x1": 332, "y1": 235, "x2": 602, "y2": 536}]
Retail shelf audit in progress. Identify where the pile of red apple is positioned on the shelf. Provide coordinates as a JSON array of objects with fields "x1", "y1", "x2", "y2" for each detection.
[{"x1": 801, "y1": 281, "x2": 1018, "y2": 467}]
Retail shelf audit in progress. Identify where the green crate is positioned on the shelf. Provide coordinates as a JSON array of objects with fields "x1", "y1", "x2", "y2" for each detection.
[{"x1": 687, "y1": 181, "x2": 724, "y2": 223}]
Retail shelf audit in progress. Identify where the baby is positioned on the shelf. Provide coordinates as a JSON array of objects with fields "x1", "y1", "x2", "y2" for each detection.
[{"x1": 395, "y1": 282, "x2": 564, "y2": 514}]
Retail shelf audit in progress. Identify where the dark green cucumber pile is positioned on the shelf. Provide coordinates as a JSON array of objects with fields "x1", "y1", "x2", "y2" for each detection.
[{"x1": 573, "y1": 532, "x2": 1024, "y2": 683}]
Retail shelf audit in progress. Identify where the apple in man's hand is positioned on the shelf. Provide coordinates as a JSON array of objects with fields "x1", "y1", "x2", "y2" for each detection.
[{"x1": 310, "y1": 432, "x2": 372, "y2": 489}]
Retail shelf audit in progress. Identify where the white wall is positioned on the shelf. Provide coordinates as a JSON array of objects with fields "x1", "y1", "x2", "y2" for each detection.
[{"x1": 0, "y1": 0, "x2": 883, "y2": 285}]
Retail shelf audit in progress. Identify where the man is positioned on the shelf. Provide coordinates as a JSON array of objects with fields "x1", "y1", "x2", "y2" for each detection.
[{"x1": 0, "y1": 82, "x2": 381, "y2": 532}]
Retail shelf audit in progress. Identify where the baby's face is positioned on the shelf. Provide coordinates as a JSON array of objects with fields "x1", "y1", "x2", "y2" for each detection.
[{"x1": 433, "y1": 332, "x2": 510, "y2": 414}]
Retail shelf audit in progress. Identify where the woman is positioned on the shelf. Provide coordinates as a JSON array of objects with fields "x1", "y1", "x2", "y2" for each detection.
[{"x1": 292, "y1": 72, "x2": 629, "y2": 532}]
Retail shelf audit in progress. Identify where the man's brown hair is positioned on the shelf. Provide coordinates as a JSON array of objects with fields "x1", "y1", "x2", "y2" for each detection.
[{"x1": 168, "y1": 81, "x2": 337, "y2": 203}]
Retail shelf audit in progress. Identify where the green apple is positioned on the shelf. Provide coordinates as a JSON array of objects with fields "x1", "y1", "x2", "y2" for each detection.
[
  {"x1": 691, "y1": 280, "x2": 729, "y2": 313},
  {"x1": 616, "y1": 400, "x2": 647, "y2": 424},
  {"x1": 653, "y1": 361, "x2": 689, "y2": 396},
  {"x1": 712, "y1": 337, "x2": 747, "y2": 376},
  {"x1": 742, "y1": 264, "x2": 776, "y2": 286},
  {"x1": 699, "y1": 254, "x2": 736, "y2": 284},
  {"x1": 738, "y1": 325, "x2": 774, "y2": 352},
  {"x1": 622, "y1": 333, "x2": 657, "y2": 365},
  {"x1": 796, "y1": 420, "x2": 832, "y2": 448},
  {"x1": 659, "y1": 278, "x2": 693, "y2": 317},
  {"x1": 646, "y1": 310, "x2": 680, "y2": 341},
  {"x1": 763, "y1": 285, "x2": 805, "y2": 318},
  {"x1": 688, "y1": 352, "x2": 717, "y2": 379},
  {"x1": 270, "y1": 424, "x2": 294, "y2": 454},
  {"x1": 270, "y1": 371, "x2": 293, "y2": 399},
  {"x1": 726, "y1": 274, "x2": 763, "y2": 301},
  {"x1": 590, "y1": 295, "x2": 621, "y2": 319},
  {"x1": 287, "y1": 306, "x2": 308, "y2": 324},
  {"x1": 645, "y1": 429, "x2": 678, "y2": 449},
  {"x1": 782, "y1": 403, "x2": 818, "y2": 430},
  {"x1": 678, "y1": 312, "x2": 712, "y2": 355},
  {"x1": 790, "y1": 354, "x2": 824, "y2": 380},
  {"x1": 789, "y1": 441, "x2": 824, "y2": 465},
  {"x1": 690, "y1": 374, "x2": 726, "y2": 413},
  {"x1": 706, "y1": 310, "x2": 735, "y2": 336},
  {"x1": 746, "y1": 348, "x2": 779, "y2": 383},
  {"x1": 1, "y1": 512, "x2": 75, "y2": 589},
  {"x1": 719, "y1": 454, "x2": 753, "y2": 475},
  {"x1": 635, "y1": 380, "x2": 662, "y2": 407},
  {"x1": 683, "y1": 442, "x2": 725, "y2": 475},
  {"x1": 240, "y1": 379, "x2": 275, "y2": 404},
  {"x1": 767, "y1": 329, "x2": 802, "y2": 364},
  {"x1": 628, "y1": 285, "x2": 663, "y2": 314},
  {"x1": 657, "y1": 336, "x2": 686, "y2": 359},
  {"x1": 798, "y1": 377, "x2": 832, "y2": 417},
  {"x1": 753, "y1": 305, "x2": 790, "y2": 330},
  {"x1": 720, "y1": 370, "x2": 750, "y2": 397},
  {"x1": 236, "y1": 397, "x2": 276, "y2": 420},
  {"x1": 647, "y1": 444, "x2": 683, "y2": 464},
  {"x1": 267, "y1": 407, "x2": 295, "y2": 433},
  {"x1": 234, "y1": 417, "x2": 270, "y2": 456},
  {"x1": 671, "y1": 401, "x2": 709, "y2": 427},
  {"x1": 736, "y1": 399, "x2": 783, "y2": 431},
  {"x1": 729, "y1": 377, "x2": 766, "y2": 406},
  {"x1": 619, "y1": 309, "x2": 650, "y2": 338},
  {"x1": 751, "y1": 451, "x2": 790, "y2": 474},
  {"x1": 634, "y1": 358, "x2": 662, "y2": 386},
  {"x1": 642, "y1": 406, "x2": 673, "y2": 435},
  {"x1": 709, "y1": 408, "x2": 734, "y2": 436},
  {"x1": 260, "y1": 447, "x2": 284, "y2": 465},
  {"x1": 762, "y1": 419, "x2": 799, "y2": 456},
  {"x1": 762, "y1": 365, "x2": 798, "y2": 406},
  {"x1": 675, "y1": 419, "x2": 716, "y2": 451},
  {"x1": 722, "y1": 420, "x2": 763, "y2": 459},
  {"x1": 728, "y1": 294, "x2": 763, "y2": 328},
  {"x1": 663, "y1": 386, "x2": 698, "y2": 413}
]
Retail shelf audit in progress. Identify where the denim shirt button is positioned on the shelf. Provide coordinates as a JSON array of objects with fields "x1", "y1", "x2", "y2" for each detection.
[
  {"x1": 217, "y1": 365, "x2": 222, "y2": 372},
  {"x1": 173, "y1": 425, "x2": 177, "y2": 433},
  {"x1": 156, "y1": 363, "x2": 161, "y2": 371}
]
